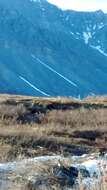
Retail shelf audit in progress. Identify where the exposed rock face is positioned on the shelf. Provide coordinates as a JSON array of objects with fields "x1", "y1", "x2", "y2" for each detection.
[
  {"x1": 53, "y1": 165, "x2": 78, "y2": 186},
  {"x1": 78, "y1": 166, "x2": 90, "y2": 178}
]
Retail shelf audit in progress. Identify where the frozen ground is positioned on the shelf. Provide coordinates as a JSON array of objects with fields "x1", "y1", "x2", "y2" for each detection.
[{"x1": 0, "y1": 153, "x2": 107, "y2": 189}]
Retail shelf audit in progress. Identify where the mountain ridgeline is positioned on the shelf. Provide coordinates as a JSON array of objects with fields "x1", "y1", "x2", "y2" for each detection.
[{"x1": 0, "y1": 0, "x2": 107, "y2": 98}]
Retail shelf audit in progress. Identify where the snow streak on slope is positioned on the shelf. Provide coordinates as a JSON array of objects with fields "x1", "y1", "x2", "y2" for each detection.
[
  {"x1": 35, "y1": 57, "x2": 78, "y2": 87},
  {"x1": 91, "y1": 45, "x2": 107, "y2": 57},
  {"x1": 19, "y1": 76, "x2": 50, "y2": 96}
]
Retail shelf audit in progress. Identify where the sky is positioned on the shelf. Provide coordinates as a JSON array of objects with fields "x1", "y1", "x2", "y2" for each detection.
[{"x1": 47, "y1": 0, "x2": 107, "y2": 12}]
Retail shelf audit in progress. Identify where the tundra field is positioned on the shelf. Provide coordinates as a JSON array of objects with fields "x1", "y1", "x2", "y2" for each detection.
[{"x1": 0, "y1": 94, "x2": 107, "y2": 190}]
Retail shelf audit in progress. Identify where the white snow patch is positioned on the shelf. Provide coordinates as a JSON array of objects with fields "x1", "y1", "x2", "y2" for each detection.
[
  {"x1": 81, "y1": 159, "x2": 101, "y2": 177},
  {"x1": 91, "y1": 45, "x2": 107, "y2": 57},
  {"x1": 72, "y1": 154, "x2": 87, "y2": 161},
  {"x1": 98, "y1": 23, "x2": 105, "y2": 29},
  {"x1": 0, "y1": 154, "x2": 107, "y2": 189},
  {"x1": 31, "y1": 55, "x2": 78, "y2": 87},
  {"x1": 82, "y1": 178, "x2": 99, "y2": 190},
  {"x1": 83, "y1": 31, "x2": 92, "y2": 44},
  {"x1": 93, "y1": 24, "x2": 96, "y2": 30},
  {"x1": 31, "y1": 54, "x2": 36, "y2": 59},
  {"x1": 76, "y1": 32, "x2": 80, "y2": 35},
  {"x1": 30, "y1": 0, "x2": 40, "y2": 2},
  {"x1": 70, "y1": 31, "x2": 74, "y2": 35},
  {"x1": 19, "y1": 76, "x2": 50, "y2": 97},
  {"x1": 30, "y1": 0, "x2": 45, "y2": 11},
  {"x1": 36, "y1": 58, "x2": 78, "y2": 87},
  {"x1": 42, "y1": 7, "x2": 45, "y2": 11},
  {"x1": 0, "y1": 156, "x2": 62, "y2": 173}
]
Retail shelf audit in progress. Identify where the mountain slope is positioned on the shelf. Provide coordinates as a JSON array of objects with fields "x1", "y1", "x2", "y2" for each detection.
[{"x1": 0, "y1": 0, "x2": 107, "y2": 97}]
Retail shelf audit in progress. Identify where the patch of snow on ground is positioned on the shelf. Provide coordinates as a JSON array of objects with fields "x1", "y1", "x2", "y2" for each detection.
[
  {"x1": 93, "y1": 24, "x2": 96, "y2": 30},
  {"x1": 83, "y1": 31, "x2": 92, "y2": 44},
  {"x1": 70, "y1": 32, "x2": 74, "y2": 35},
  {"x1": 0, "y1": 154, "x2": 107, "y2": 189},
  {"x1": 30, "y1": 0, "x2": 40, "y2": 2},
  {"x1": 98, "y1": 23, "x2": 105, "y2": 29},
  {"x1": 0, "y1": 156, "x2": 62, "y2": 172},
  {"x1": 91, "y1": 45, "x2": 107, "y2": 57},
  {"x1": 81, "y1": 159, "x2": 101, "y2": 177}
]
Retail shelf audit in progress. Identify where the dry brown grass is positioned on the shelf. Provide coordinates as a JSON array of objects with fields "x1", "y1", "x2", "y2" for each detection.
[{"x1": 0, "y1": 94, "x2": 107, "y2": 161}]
